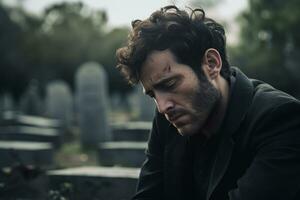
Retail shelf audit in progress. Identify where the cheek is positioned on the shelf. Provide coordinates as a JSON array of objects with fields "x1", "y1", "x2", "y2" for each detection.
[
  {"x1": 182, "y1": 79, "x2": 201, "y2": 100},
  {"x1": 173, "y1": 87, "x2": 199, "y2": 108},
  {"x1": 170, "y1": 74, "x2": 200, "y2": 107}
]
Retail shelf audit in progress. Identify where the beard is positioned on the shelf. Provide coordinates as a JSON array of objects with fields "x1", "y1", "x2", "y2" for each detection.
[
  {"x1": 176, "y1": 74, "x2": 221, "y2": 137},
  {"x1": 193, "y1": 76, "x2": 221, "y2": 117}
]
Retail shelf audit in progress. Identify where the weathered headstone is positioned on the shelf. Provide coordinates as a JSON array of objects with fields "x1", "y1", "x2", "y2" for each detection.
[
  {"x1": 45, "y1": 80, "x2": 73, "y2": 128},
  {"x1": 111, "y1": 93, "x2": 130, "y2": 112},
  {"x1": 0, "y1": 93, "x2": 14, "y2": 113},
  {"x1": 98, "y1": 141, "x2": 147, "y2": 167},
  {"x1": 0, "y1": 141, "x2": 53, "y2": 167},
  {"x1": 48, "y1": 166, "x2": 139, "y2": 200},
  {"x1": 0, "y1": 112, "x2": 61, "y2": 129},
  {"x1": 75, "y1": 62, "x2": 111, "y2": 148},
  {"x1": 111, "y1": 121, "x2": 151, "y2": 141},
  {"x1": 0, "y1": 126, "x2": 61, "y2": 148},
  {"x1": 129, "y1": 85, "x2": 156, "y2": 121},
  {"x1": 19, "y1": 79, "x2": 43, "y2": 116}
]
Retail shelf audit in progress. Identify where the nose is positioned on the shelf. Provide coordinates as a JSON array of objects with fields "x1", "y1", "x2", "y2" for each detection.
[{"x1": 154, "y1": 92, "x2": 174, "y2": 114}]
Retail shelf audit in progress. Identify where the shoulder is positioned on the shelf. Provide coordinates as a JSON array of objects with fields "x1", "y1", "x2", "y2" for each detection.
[
  {"x1": 243, "y1": 80, "x2": 300, "y2": 148},
  {"x1": 247, "y1": 79, "x2": 300, "y2": 122}
]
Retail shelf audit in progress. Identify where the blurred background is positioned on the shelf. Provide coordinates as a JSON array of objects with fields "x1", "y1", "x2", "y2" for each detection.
[
  {"x1": 0, "y1": 0, "x2": 299, "y2": 199},
  {"x1": 1, "y1": 0, "x2": 299, "y2": 103}
]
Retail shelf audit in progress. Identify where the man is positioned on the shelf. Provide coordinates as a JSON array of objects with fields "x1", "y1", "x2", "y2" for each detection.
[{"x1": 116, "y1": 5, "x2": 300, "y2": 200}]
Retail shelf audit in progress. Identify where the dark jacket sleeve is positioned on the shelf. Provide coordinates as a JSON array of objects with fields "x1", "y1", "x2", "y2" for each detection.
[
  {"x1": 229, "y1": 101, "x2": 300, "y2": 200},
  {"x1": 132, "y1": 111, "x2": 166, "y2": 200}
]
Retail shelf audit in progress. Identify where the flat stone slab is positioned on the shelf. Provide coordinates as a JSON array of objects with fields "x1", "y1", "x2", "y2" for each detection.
[
  {"x1": 0, "y1": 126, "x2": 61, "y2": 147},
  {"x1": 48, "y1": 166, "x2": 139, "y2": 200},
  {"x1": 98, "y1": 141, "x2": 147, "y2": 167},
  {"x1": 0, "y1": 141, "x2": 53, "y2": 167},
  {"x1": 0, "y1": 112, "x2": 61, "y2": 129},
  {"x1": 111, "y1": 121, "x2": 151, "y2": 141},
  {"x1": 48, "y1": 166, "x2": 139, "y2": 178}
]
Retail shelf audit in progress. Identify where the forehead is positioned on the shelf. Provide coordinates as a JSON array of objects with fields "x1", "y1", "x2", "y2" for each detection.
[{"x1": 140, "y1": 50, "x2": 176, "y2": 82}]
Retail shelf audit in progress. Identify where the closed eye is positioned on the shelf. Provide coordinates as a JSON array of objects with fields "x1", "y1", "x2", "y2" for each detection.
[
  {"x1": 162, "y1": 79, "x2": 177, "y2": 90},
  {"x1": 144, "y1": 80, "x2": 176, "y2": 99},
  {"x1": 145, "y1": 75, "x2": 182, "y2": 98}
]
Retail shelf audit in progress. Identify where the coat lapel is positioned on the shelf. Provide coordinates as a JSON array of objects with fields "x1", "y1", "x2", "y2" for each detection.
[
  {"x1": 206, "y1": 67, "x2": 254, "y2": 200},
  {"x1": 164, "y1": 125, "x2": 191, "y2": 200}
]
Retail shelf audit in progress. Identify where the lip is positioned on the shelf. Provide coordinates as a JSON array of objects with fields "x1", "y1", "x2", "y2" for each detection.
[{"x1": 168, "y1": 114, "x2": 184, "y2": 124}]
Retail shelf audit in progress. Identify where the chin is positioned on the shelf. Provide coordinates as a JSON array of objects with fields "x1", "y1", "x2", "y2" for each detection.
[
  {"x1": 177, "y1": 125, "x2": 199, "y2": 137},
  {"x1": 176, "y1": 119, "x2": 206, "y2": 137}
]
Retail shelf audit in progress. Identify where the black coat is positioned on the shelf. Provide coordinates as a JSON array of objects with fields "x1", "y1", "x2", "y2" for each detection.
[{"x1": 132, "y1": 67, "x2": 300, "y2": 200}]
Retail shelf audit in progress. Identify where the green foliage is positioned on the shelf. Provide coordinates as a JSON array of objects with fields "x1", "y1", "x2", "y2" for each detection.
[
  {"x1": 0, "y1": 5, "x2": 29, "y2": 100},
  {"x1": 0, "y1": 164, "x2": 47, "y2": 199},
  {"x1": 0, "y1": 2, "x2": 131, "y2": 100},
  {"x1": 231, "y1": 0, "x2": 300, "y2": 96},
  {"x1": 48, "y1": 182, "x2": 73, "y2": 200}
]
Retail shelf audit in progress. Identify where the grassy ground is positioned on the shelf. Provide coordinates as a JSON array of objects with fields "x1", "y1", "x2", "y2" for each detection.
[
  {"x1": 54, "y1": 141, "x2": 98, "y2": 168},
  {"x1": 53, "y1": 110, "x2": 134, "y2": 168},
  {"x1": 53, "y1": 127, "x2": 99, "y2": 168}
]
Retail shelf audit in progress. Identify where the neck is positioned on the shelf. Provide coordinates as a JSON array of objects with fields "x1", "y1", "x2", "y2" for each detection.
[{"x1": 203, "y1": 77, "x2": 230, "y2": 138}]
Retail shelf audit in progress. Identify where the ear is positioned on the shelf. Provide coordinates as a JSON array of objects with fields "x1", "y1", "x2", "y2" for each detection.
[{"x1": 202, "y1": 48, "x2": 222, "y2": 80}]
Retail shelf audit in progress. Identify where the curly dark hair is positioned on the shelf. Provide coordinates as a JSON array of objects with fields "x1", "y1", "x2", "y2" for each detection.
[{"x1": 116, "y1": 5, "x2": 230, "y2": 84}]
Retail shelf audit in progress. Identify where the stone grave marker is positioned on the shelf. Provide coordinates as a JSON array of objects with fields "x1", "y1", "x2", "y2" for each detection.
[
  {"x1": 98, "y1": 141, "x2": 147, "y2": 167},
  {"x1": 19, "y1": 79, "x2": 43, "y2": 116},
  {"x1": 0, "y1": 141, "x2": 53, "y2": 168},
  {"x1": 75, "y1": 62, "x2": 111, "y2": 148},
  {"x1": 0, "y1": 112, "x2": 61, "y2": 129},
  {"x1": 0, "y1": 126, "x2": 61, "y2": 148},
  {"x1": 129, "y1": 85, "x2": 156, "y2": 121},
  {"x1": 111, "y1": 121, "x2": 151, "y2": 141},
  {"x1": 48, "y1": 166, "x2": 139, "y2": 200},
  {"x1": 45, "y1": 80, "x2": 73, "y2": 128},
  {"x1": 0, "y1": 93, "x2": 14, "y2": 113}
]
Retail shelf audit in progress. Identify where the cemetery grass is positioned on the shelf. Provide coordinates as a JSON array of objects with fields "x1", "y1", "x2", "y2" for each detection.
[
  {"x1": 54, "y1": 127, "x2": 98, "y2": 168},
  {"x1": 54, "y1": 109, "x2": 135, "y2": 168}
]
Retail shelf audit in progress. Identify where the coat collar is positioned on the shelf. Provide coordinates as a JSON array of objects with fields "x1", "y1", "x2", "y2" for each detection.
[{"x1": 206, "y1": 67, "x2": 254, "y2": 200}]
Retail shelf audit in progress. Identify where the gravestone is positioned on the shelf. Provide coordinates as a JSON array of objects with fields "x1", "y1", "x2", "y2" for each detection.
[
  {"x1": 111, "y1": 93, "x2": 130, "y2": 112},
  {"x1": 19, "y1": 79, "x2": 43, "y2": 116},
  {"x1": 98, "y1": 141, "x2": 147, "y2": 167},
  {"x1": 0, "y1": 126, "x2": 61, "y2": 148},
  {"x1": 48, "y1": 166, "x2": 139, "y2": 200},
  {"x1": 0, "y1": 93, "x2": 14, "y2": 113},
  {"x1": 129, "y1": 85, "x2": 156, "y2": 121},
  {"x1": 0, "y1": 112, "x2": 61, "y2": 129},
  {"x1": 0, "y1": 141, "x2": 53, "y2": 167},
  {"x1": 45, "y1": 80, "x2": 73, "y2": 128},
  {"x1": 75, "y1": 62, "x2": 111, "y2": 148},
  {"x1": 111, "y1": 121, "x2": 151, "y2": 141}
]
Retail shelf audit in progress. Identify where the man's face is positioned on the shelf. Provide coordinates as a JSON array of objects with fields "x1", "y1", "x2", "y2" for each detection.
[{"x1": 140, "y1": 49, "x2": 220, "y2": 136}]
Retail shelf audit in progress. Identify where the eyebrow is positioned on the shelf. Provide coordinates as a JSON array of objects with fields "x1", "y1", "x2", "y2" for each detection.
[{"x1": 144, "y1": 75, "x2": 180, "y2": 96}]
